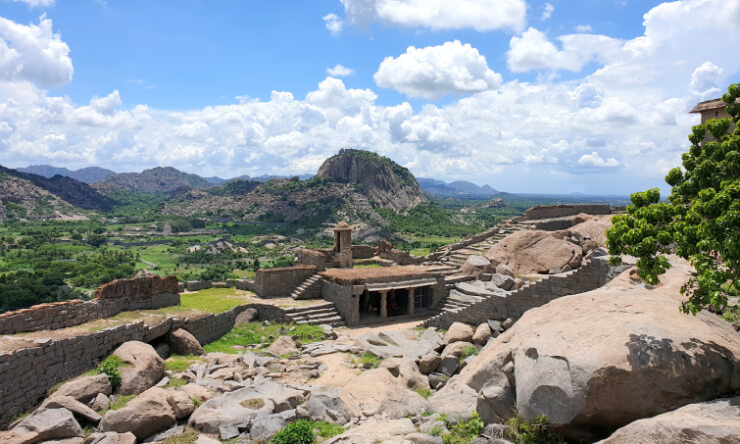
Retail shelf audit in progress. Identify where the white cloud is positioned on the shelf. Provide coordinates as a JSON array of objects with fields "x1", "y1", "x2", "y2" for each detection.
[
  {"x1": 2, "y1": 0, "x2": 740, "y2": 195},
  {"x1": 338, "y1": 0, "x2": 527, "y2": 32},
  {"x1": 327, "y1": 64, "x2": 355, "y2": 77},
  {"x1": 507, "y1": 28, "x2": 623, "y2": 73},
  {"x1": 11, "y1": 0, "x2": 54, "y2": 7},
  {"x1": 0, "y1": 15, "x2": 72, "y2": 87},
  {"x1": 575, "y1": 24, "x2": 592, "y2": 32},
  {"x1": 578, "y1": 151, "x2": 620, "y2": 167},
  {"x1": 374, "y1": 40, "x2": 502, "y2": 99},
  {"x1": 690, "y1": 61, "x2": 723, "y2": 98},
  {"x1": 322, "y1": 13, "x2": 343, "y2": 35},
  {"x1": 541, "y1": 3, "x2": 554, "y2": 21}
]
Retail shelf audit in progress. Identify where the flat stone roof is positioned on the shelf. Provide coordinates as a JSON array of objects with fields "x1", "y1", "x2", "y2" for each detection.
[{"x1": 319, "y1": 265, "x2": 444, "y2": 285}]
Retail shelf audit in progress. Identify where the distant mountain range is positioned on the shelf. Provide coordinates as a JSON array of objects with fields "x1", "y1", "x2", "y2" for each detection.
[
  {"x1": 18, "y1": 165, "x2": 115, "y2": 184},
  {"x1": 417, "y1": 178, "x2": 498, "y2": 197}
]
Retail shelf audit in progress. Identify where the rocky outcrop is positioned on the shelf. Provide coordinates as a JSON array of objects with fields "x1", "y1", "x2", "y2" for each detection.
[
  {"x1": 485, "y1": 229, "x2": 586, "y2": 276},
  {"x1": 112, "y1": 341, "x2": 164, "y2": 395},
  {"x1": 317, "y1": 149, "x2": 426, "y2": 211},
  {"x1": 456, "y1": 258, "x2": 740, "y2": 442},
  {"x1": 596, "y1": 396, "x2": 740, "y2": 444},
  {"x1": 3, "y1": 408, "x2": 82, "y2": 444},
  {"x1": 100, "y1": 387, "x2": 177, "y2": 439}
]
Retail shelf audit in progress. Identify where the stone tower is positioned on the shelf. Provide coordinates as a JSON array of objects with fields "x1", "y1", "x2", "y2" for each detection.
[{"x1": 334, "y1": 221, "x2": 353, "y2": 268}]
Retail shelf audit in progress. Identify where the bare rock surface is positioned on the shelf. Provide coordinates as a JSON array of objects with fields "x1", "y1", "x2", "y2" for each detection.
[
  {"x1": 457, "y1": 257, "x2": 740, "y2": 442},
  {"x1": 461, "y1": 255, "x2": 492, "y2": 278},
  {"x1": 99, "y1": 387, "x2": 176, "y2": 439},
  {"x1": 341, "y1": 368, "x2": 431, "y2": 419},
  {"x1": 472, "y1": 324, "x2": 492, "y2": 346},
  {"x1": 379, "y1": 357, "x2": 430, "y2": 390},
  {"x1": 485, "y1": 229, "x2": 583, "y2": 276},
  {"x1": 266, "y1": 336, "x2": 298, "y2": 357},
  {"x1": 443, "y1": 322, "x2": 474, "y2": 345},
  {"x1": 325, "y1": 418, "x2": 417, "y2": 444},
  {"x1": 234, "y1": 307, "x2": 258, "y2": 325},
  {"x1": 112, "y1": 341, "x2": 164, "y2": 395},
  {"x1": 52, "y1": 374, "x2": 112, "y2": 404},
  {"x1": 168, "y1": 328, "x2": 204, "y2": 356},
  {"x1": 355, "y1": 328, "x2": 442, "y2": 359},
  {"x1": 41, "y1": 396, "x2": 102, "y2": 423},
  {"x1": 4, "y1": 408, "x2": 82, "y2": 444},
  {"x1": 84, "y1": 431, "x2": 137, "y2": 444},
  {"x1": 429, "y1": 379, "x2": 478, "y2": 422},
  {"x1": 596, "y1": 396, "x2": 740, "y2": 444}
]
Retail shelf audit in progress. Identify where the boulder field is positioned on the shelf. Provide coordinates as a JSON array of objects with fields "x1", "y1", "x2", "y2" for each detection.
[{"x1": 449, "y1": 256, "x2": 740, "y2": 442}]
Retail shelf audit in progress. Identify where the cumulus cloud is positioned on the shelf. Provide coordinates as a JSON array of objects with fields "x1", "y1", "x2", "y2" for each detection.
[
  {"x1": 323, "y1": 13, "x2": 343, "y2": 35},
  {"x1": 338, "y1": 0, "x2": 527, "y2": 32},
  {"x1": 541, "y1": 3, "x2": 554, "y2": 21},
  {"x1": 2, "y1": 0, "x2": 740, "y2": 194},
  {"x1": 690, "y1": 61, "x2": 723, "y2": 98},
  {"x1": 578, "y1": 151, "x2": 620, "y2": 167},
  {"x1": 575, "y1": 24, "x2": 592, "y2": 32},
  {"x1": 374, "y1": 40, "x2": 502, "y2": 100},
  {"x1": 327, "y1": 64, "x2": 355, "y2": 77},
  {"x1": 507, "y1": 28, "x2": 623, "y2": 73},
  {"x1": 0, "y1": 15, "x2": 72, "y2": 87}
]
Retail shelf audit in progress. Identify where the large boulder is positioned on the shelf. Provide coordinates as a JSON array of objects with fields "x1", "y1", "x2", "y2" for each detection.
[
  {"x1": 460, "y1": 255, "x2": 492, "y2": 278},
  {"x1": 265, "y1": 336, "x2": 298, "y2": 357},
  {"x1": 341, "y1": 368, "x2": 431, "y2": 419},
  {"x1": 596, "y1": 396, "x2": 740, "y2": 444},
  {"x1": 99, "y1": 387, "x2": 177, "y2": 439},
  {"x1": 167, "y1": 329, "x2": 204, "y2": 356},
  {"x1": 4, "y1": 408, "x2": 82, "y2": 444},
  {"x1": 112, "y1": 341, "x2": 165, "y2": 395},
  {"x1": 85, "y1": 431, "x2": 137, "y2": 444},
  {"x1": 52, "y1": 374, "x2": 112, "y2": 403},
  {"x1": 443, "y1": 322, "x2": 474, "y2": 345},
  {"x1": 41, "y1": 396, "x2": 102, "y2": 423},
  {"x1": 455, "y1": 258, "x2": 740, "y2": 442},
  {"x1": 472, "y1": 324, "x2": 492, "y2": 346},
  {"x1": 297, "y1": 386, "x2": 354, "y2": 425},
  {"x1": 485, "y1": 230, "x2": 583, "y2": 276},
  {"x1": 379, "y1": 358, "x2": 430, "y2": 390},
  {"x1": 324, "y1": 418, "x2": 416, "y2": 444},
  {"x1": 429, "y1": 380, "x2": 478, "y2": 422}
]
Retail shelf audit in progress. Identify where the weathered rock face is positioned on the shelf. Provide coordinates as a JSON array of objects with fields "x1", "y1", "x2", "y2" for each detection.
[
  {"x1": 99, "y1": 387, "x2": 177, "y2": 439},
  {"x1": 596, "y1": 396, "x2": 740, "y2": 444},
  {"x1": 341, "y1": 368, "x2": 431, "y2": 419},
  {"x1": 52, "y1": 374, "x2": 112, "y2": 403},
  {"x1": 443, "y1": 322, "x2": 474, "y2": 345},
  {"x1": 265, "y1": 336, "x2": 297, "y2": 357},
  {"x1": 167, "y1": 328, "x2": 204, "y2": 356},
  {"x1": 485, "y1": 230, "x2": 583, "y2": 276},
  {"x1": 457, "y1": 258, "x2": 740, "y2": 442},
  {"x1": 317, "y1": 149, "x2": 426, "y2": 211},
  {"x1": 461, "y1": 255, "x2": 493, "y2": 278},
  {"x1": 112, "y1": 341, "x2": 164, "y2": 395},
  {"x1": 3, "y1": 408, "x2": 82, "y2": 444}
]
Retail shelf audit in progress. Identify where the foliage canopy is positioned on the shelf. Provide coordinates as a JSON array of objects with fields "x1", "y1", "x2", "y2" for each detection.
[{"x1": 607, "y1": 83, "x2": 740, "y2": 314}]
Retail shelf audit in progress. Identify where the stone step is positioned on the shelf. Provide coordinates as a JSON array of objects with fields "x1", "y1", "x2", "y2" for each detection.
[
  {"x1": 287, "y1": 307, "x2": 337, "y2": 317},
  {"x1": 284, "y1": 303, "x2": 335, "y2": 313}
]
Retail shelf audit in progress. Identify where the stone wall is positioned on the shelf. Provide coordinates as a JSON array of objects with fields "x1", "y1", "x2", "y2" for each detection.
[
  {"x1": 321, "y1": 280, "x2": 357, "y2": 324},
  {"x1": 0, "y1": 302, "x2": 288, "y2": 428},
  {"x1": 296, "y1": 248, "x2": 332, "y2": 271},
  {"x1": 351, "y1": 245, "x2": 376, "y2": 259},
  {"x1": 0, "y1": 276, "x2": 181, "y2": 335},
  {"x1": 424, "y1": 257, "x2": 611, "y2": 329},
  {"x1": 523, "y1": 204, "x2": 611, "y2": 220},
  {"x1": 185, "y1": 280, "x2": 213, "y2": 291},
  {"x1": 255, "y1": 265, "x2": 318, "y2": 298}
]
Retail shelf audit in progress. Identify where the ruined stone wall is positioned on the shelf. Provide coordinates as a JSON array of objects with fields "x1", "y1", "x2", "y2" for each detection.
[
  {"x1": 523, "y1": 204, "x2": 611, "y2": 220},
  {"x1": 296, "y1": 248, "x2": 331, "y2": 271},
  {"x1": 321, "y1": 280, "x2": 357, "y2": 325},
  {"x1": 0, "y1": 276, "x2": 181, "y2": 335},
  {"x1": 350, "y1": 245, "x2": 376, "y2": 259},
  {"x1": 425, "y1": 257, "x2": 611, "y2": 329},
  {"x1": 0, "y1": 302, "x2": 288, "y2": 428},
  {"x1": 185, "y1": 280, "x2": 213, "y2": 291},
  {"x1": 255, "y1": 265, "x2": 318, "y2": 298}
]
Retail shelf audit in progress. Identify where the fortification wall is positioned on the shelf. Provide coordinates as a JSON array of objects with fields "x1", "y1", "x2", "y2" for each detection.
[
  {"x1": 185, "y1": 280, "x2": 213, "y2": 291},
  {"x1": 523, "y1": 204, "x2": 611, "y2": 220},
  {"x1": 255, "y1": 265, "x2": 317, "y2": 298},
  {"x1": 0, "y1": 276, "x2": 180, "y2": 335},
  {"x1": 0, "y1": 302, "x2": 287, "y2": 428},
  {"x1": 424, "y1": 257, "x2": 611, "y2": 329}
]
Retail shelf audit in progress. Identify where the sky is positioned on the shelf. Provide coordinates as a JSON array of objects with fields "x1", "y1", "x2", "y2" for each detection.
[{"x1": 0, "y1": 0, "x2": 738, "y2": 195}]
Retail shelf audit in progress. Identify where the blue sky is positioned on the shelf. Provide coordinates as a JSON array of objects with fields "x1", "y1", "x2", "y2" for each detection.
[{"x1": 0, "y1": 0, "x2": 738, "y2": 194}]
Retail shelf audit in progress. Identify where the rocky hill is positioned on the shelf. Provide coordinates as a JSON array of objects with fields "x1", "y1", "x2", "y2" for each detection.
[
  {"x1": 17, "y1": 165, "x2": 115, "y2": 183},
  {"x1": 96, "y1": 167, "x2": 214, "y2": 193},
  {"x1": 0, "y1": 173, "x2": 88, "y2": 221},
  {"x1": 317, "y1": 149, "x2": 426, "y2": 211},
  {"x1": 0, "y1": 165, "x2": 114, "y2": 212},
  {"x1": 418, "y1": 177, "x2": 498, "y2": 197}
]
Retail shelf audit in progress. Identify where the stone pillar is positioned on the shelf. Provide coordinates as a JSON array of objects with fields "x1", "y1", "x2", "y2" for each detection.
[
  {"x1": 407, "y1": 288, "x2": 415, "y2": 316},
  {"x1": 380, "y1": 290, "x2": 388, "y2": 320}
]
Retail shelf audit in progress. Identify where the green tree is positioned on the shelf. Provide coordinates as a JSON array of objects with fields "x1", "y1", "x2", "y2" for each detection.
[{"x1": 607, "y1": 83, "x2": 740, "y2": 314}]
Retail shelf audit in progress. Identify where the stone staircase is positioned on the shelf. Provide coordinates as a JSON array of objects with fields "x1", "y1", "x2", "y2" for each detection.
[
  {"x1": 440, "y1": 222, "x2": 533, "y2": 267},
  {"x1": 290, "y1": 274, "x2": 323, "y2": 300},
  {"x1": 283, "y1": 302, "x2": 346, "y2": 327}
]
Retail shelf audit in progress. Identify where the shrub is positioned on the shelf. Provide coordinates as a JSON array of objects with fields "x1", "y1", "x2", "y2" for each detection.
[
  {"x1": 272, "y1": 419, "x2": 315, "y2": 444},
  {"x1": 506, "y1": 413, "x2": 565, "y2": 444},
  {"x1": 98, "y1": 355, "x2": 125, "y2": 390}
]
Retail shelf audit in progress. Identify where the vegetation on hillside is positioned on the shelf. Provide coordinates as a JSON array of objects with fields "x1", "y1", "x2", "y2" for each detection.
[{"x1": 608, "y1": 83, "x2": 740, "y2": 314}]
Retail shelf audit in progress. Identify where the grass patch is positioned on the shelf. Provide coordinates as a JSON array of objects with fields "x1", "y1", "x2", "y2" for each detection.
[
  {"x1": 164, "y1": 355, "x2": 200, "y2": 372},
  {"x1": 240, "y1": 398, "x2": 266, "y2": 409},
  {"x1": 459, "y1": 345, "x2": 479, "y2": 362},
  {"x1": 178, "y1": 288, "x2": 251, "y2": 313},
  {"x1": 160, "y1": 430, "x2": 199, "y2": 444},
  {"x1": 722, "y1": 306, "x2": 740, "y2": 323},
  {"x1": 415, "y1": 388, "x2": 434, "y2": 399},
  {"x1": 203, "y1": 322, "x2": 325, "y2": 354},
  {"x1": 358, "y1": 351, "x2": 382, "y2": 368},
  {"x1": 98, "y1": 355, "x2": 129, "y2": 390},
  {"x1": 47, "y1": 382, "x2": 64, "y2": 397},
  {"x1": 103, "y1": 394, "x2": 137, "y2": 413},
  {"x1": 440, "y1": 412, "x2": 484, "y2": 444},
  {"x1": 164, "y1": 377, "x2": 187, "y2": 389},
  {"x1": 313, "y1": 420, "x2": 345, "y2": 439}
]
